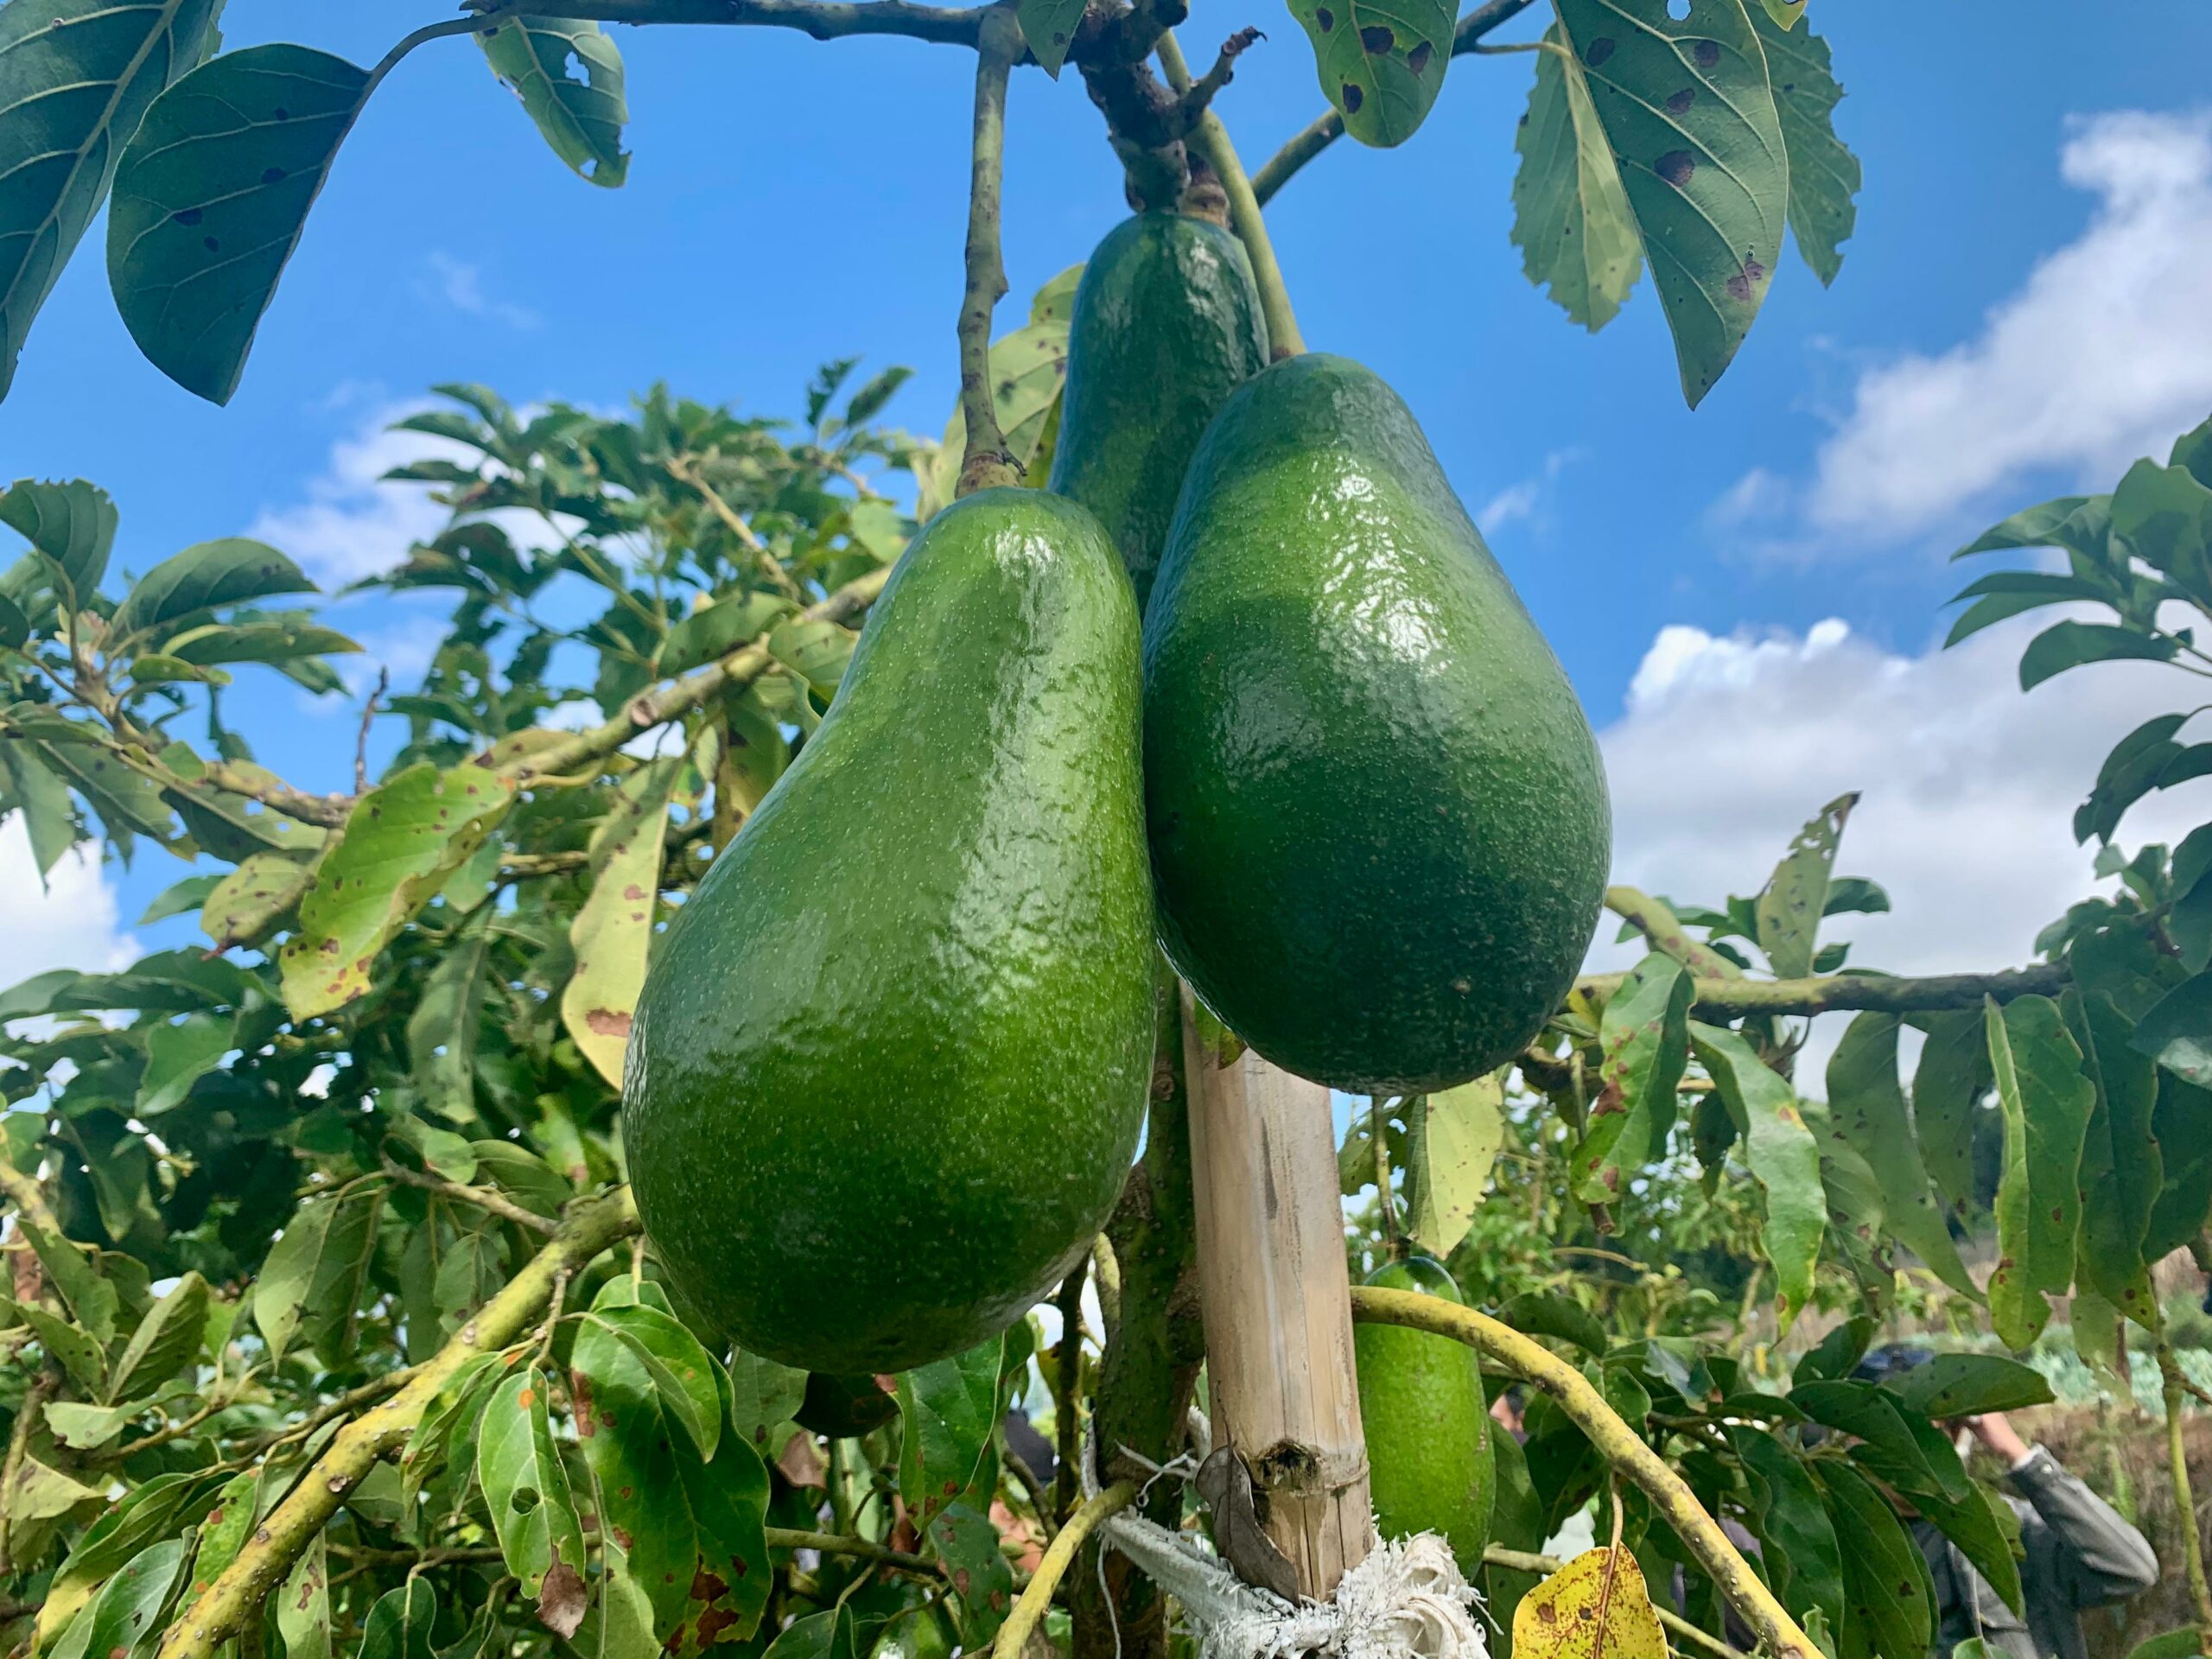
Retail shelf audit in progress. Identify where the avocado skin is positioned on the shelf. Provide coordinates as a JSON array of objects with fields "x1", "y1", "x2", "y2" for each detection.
[
  {"x1": 1142, "y1": 353, "x2": 1611, "y2": 1094},
  {"x1": 1047, "y1": 213, "x2": 1270, "y2": 612},
  {"x1": 624, "y1": 488, "x2": 1154, "y2": 1376},
  {"x1": 1356, "y1": 1255, "x2": 1495, "y2": 1572}
]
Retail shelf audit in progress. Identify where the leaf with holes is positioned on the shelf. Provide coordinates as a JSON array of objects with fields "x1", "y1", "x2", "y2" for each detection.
[
  {"x1": 108, "y1": 44, "x2": 376, "y2": 404},
  {"x1": 1755, "y1": 791, "x2": 1854, "y2": 978},
  {"x1": 1577, "y1": 953, "x2": 1689, "y2": 1202},
  {"x1": 562, "y1": 760, "x2": 676, "y2": 1085},
  {"x1": 1746, "y1": 3, "x2": 1855, "y2": 283},
  {"x1": 1986, "y1": 995, "x2": 2095, "y2": 1348},
  {"x1": 479, "y1": 1366, "x2": 587, "y2": 1611},
  {"x1": 1512, "y1": 1546, "x2": 1666, "y2": 1659},
  {"x1": 1287, "y1": 0, "x2": 1452, "y2": 149},
  {"x1": 0, "y1": 0, "x2": 222, "y2": 400},
  {"x1": 2072, "y1": 990, "x2": 2162, "y2": 1319},
  {"x1": 1016, "y1": 0, "x2": 1085, "y2": 76},
  {"x1": 479, "y1": 18, "x2": 629, "y2": 187},
  {"x1": 1550, "y1": 0, "x2": 1788, "y2": 407},
  {"x1": 1405, "y1": 1071, "x2": 1505, "y2": 1258},
  {"x1": 1825, "y1": 1013, "x2": 1978, "y2": 1298},
  {"x1": 278, "y1": 761, "x2": 516, "y2": 1019},
  {"x1": 1511, "y1": 26, "x2": 1643, "y2": 331},
  {"x1": 1690, "y1": 1023, "x2": 1822, "y2": 1328}
]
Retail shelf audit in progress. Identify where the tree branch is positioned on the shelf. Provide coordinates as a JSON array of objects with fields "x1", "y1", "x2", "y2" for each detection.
[
  {"x1": 157, "y1": 1188, "x2": 640, "y2": 1659},
  {"x1": 1248, "y1": 0, "x2": 1535, "y2": 206},
  {"x1": 992, "y1": 1484, "x2": 1139, "y2": 1659},
  {"x1": 1572, "y1": 961, "x2": 2071, "y2": 1018},
  {"x1": 1164, "y1": 29, "x2": 1262, "y2": 138},
  {"x1": 764, "y1": 1528, "x2": 941, "y2": 1576},
  {"x1": 468, "y1": 0, "x2": 988, "y2": 44},
  {"x1": 1154, "y1": 33, "x2": 1304, "y2": 358},
  {"x1": 1350, "y1": 1287, "x2": 1821, "y2": 1659},
  {"x1": 1604, "y1": 884, "x2": 1747, "y2": 981},
  {"x1": 955, "y1": 6, "x2": 1025, "y2": 497}
]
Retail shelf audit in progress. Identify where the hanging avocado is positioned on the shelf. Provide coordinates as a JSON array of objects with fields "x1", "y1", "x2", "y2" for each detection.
[{"x1": 1357, "y1": 1255, "x2": 1496, "y2": 1573}]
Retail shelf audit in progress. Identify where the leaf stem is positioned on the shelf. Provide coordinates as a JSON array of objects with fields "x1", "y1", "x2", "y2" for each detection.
[{"x1": 955, "y1": 7, "x2": 1024, "y2": 497}]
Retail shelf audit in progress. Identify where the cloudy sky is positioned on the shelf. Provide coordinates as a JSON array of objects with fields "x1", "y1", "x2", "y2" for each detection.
[{"x1": 4, "y1": 0, "x2": 2212, "y2": 1064}]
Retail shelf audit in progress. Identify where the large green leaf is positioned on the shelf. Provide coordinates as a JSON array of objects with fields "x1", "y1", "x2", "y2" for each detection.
[
  {"x1": 0, "y1": 477, "x2": 118, "y2": 603},
  {"x1": 275, "y1": 1534, "x2": 330, "y2": 1659},
  {"x1": 134, "y1": 1010, "x2": 232, "y2": 1116},
  {"x1": 1793, "y1": 1380, "x2": 1971, "y2": 1503},
  {"x1": 49, "y1": 1535, "x2": 193, "y2": 1659},
  {"x1": 477, "y1": 18, "x2": 628, "y2": 187},
  {"x1": 2071, "y1": 991, "x2": 2162, "y2": 1320},
  {"x1": 107, "y1": 43, "x2": 374, "y2": 404},
  {"x1": 1688, "y1": 1023, "x2": 1821, "y2": 1326},
  {"x1": 1910, "y1": 1008, "x2": 1988, "y2": 1216},
  {"x1": 1882, "y1": 1354, "x2": 2052, "y2": 1421},
  {"x1": 278, "y1": 762, "x2": 516, "y2": 1019},
  {"x1": 1825, "y1": 1013, "x2": 1978, "y2": 1298},
  {"x1": 251, "y1": 1184, "x2": 381, "y2": 1360},
  {"x1": 479, "y1": 1367, "x2": 587, "y2": 1613},
  {"x1": 110, "y1": 538, "x2": 313, "y2": 639},
  {"x1": 561, "y1": 760, "x2": 675, "y2": 1086},
  {"x1": 927, "y1": 1500, "x2": 1014, "y2": 1646},
  {"x1": 1405, "y1": 1071, "x2": 1505, "y2": 1256},
  {"x1": 200, "y1": 849, "x2": 311, "y2": 950},
  {"x1": 1511, "y1": 28, "x2": 1643, "y2": 332},
  {"x1": 107, "y1": 1269, "x2": 205, "y2": 1402},
  {"x1": 1756, "y1": 792, "x2": 1853, "y2": 980},
  {"x1": 1984, "y1": 995, "x2": 2094, "y2": 1348},
  {"x1": 897, "y1": 1332, "x2": 1007, "y2": 1526},
  {"x1": 583, "y1": 1303, "x2": 722, "y2": 1463},
  {"x1": 1745, "y1": 3, "x2": 1856, "y2": 283},
  {"x1": 1549, "y1": 0, "x2": 1788, "y2": 407},
  {"x1": 1818, "y1": 1461, "x2": 1933, "y2": 1659},
  {"x1": 1286, "y1": 0, "x2": 1452, "y2": 149},
  {"x1": 1731, "y1": 1429, "x2": 1843, "y2": 1642},
  {"x1": 0, "y1": 0, "x2": 222, "y2": 399},
  {"x1": 2133, "y1": 971, "x2": 2212, "y2": 1089},
  {"x1": 359, "y1": 1580, "x2": 439, "y2": 1659},
  {"x1": 0, "y1": 739, "x2": 76, "y2": 878},
  {"x1": 2018, "y1": 620, "x2": 2177, "y2": 690},
  {"x1": 38, "y1": 1471, "x2": 213, "y2": 1649}
]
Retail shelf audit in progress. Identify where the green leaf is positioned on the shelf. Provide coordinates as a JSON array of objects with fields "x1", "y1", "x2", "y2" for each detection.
[
  {"x1": 2018, "y1": 620, "x2": 2177, "y2": 690},
  {"x1": 108, "y1": 1269, "x2": 206, "y2": 1402},
  {"x1": 0, "y1": 0, "x2": 222, "y2": 399},
  {"x1": 1756, "y1": 792, "x2": 1854, "y2": 979},
  {"x1": 1745, "y1": 4, "x2": 1856, "y2": 283},
  {"x1": 398, "y1": 1351, "x2": 504, "y2": 1514},
  {"x1": 360, "y1": 1579, "x2": 439, "y2": 1659},
  {"x1": 0, "y1": 741, "x2": 77, "y2": 878},
  {"x1": 1985, "y1": 995, "x2": 2095, "y2": 1348},
  {"x1": 1498, "y1": 1290, "x2": 1606, "y2": 1356},
  {"x1": 1913, "y1": 1481, "x2": 2026, "y2": 1618},
  {"x1": 587, "y1": 1303, "x2": 722, "y2": 1462},
  {"x1": 928, "y1": 1501, "x2": 1015, "y2": 1646},
  {"x1": 664, "y1": 591, "x2": 788, "y2": 676},
  {"x1": 162, "y1": 616, "x2": 359, "y2": 674},
  {"x1": 1691, "y1": 1023, "x2": 1822, "y2": 1327},
  {"x1": 252, "y1": 1185, "x2": 381, "y2": 1360},
  {"x1": 562, "y1": 760, "x2": 676, "y2": 1086},
  {"x1": 278, "y1": 762, "x2": 516, "y2": 1019},
  {"x1": 137, "y1": 873, "x2": 222, "y2": 926},
  {"x1": 276, "y1": 1534, "x2": 330, "y2": 1659},
  {"x1": 1405, "y1": 1071, "x2": 1506, "y2": 1257},
  {"x1": 185, "y1": 1469, "x2": 264, "y2": 1600},
  {"x1": 1731, "y1": 1429, "x2": 1843, "y2": 1643},
  {"x1": 1579, "y1": 955, "x2": 1689, "y2": 1202},
  {"x1": 1883, "y1": 1353, "x2": 2052, "y2": 1420},
  {"x1": 763, "y1": 1608, "x2": 858, "y2": 1659},
  {"x1": 1549, "y1": 0, "x2": 1788, "y2": 407},
  {"x1": 726, "y1": 1347, "x2": 809, "y2": 1452},
  {"x1": 107, "y1": 44, "x2": 375, "y2": 404},
  {"x1": 6, "y1": 1452, "x2": 105, "y2": 1521},
  {"x1": 2072, "y1": 990, "x2": 2163, "y2": 1322},
  {"x1": 39, "y1": 1471, "x2": 213, "y2": 1649},
  {"x1": 135, "y1": 1011, "x2": 232, "y2": 1116},
  {"x1": 2133, "y1": 971, "x2": 2212, "y2": 1088},
  {"x1": 36, "y1": 736, "x2": 175, "y2": 840},
  {"x1": 2126, "y1": 1630, "x2": 2209, "y2": 1659},
  {"x1": 582, "y1": 1540, "x2": 661, "y2": 1659},
  {"x1": 1817, "y1": 1461, "x2": 1933, "y2": 1659},
  {"x1": 1286, "y1": 0, "x2": 1452, "y2": 149},
  {"x1": 22, "y1": 1305, "x2": 107, "y2": 1396},
  {"x1": 1511, "y1": 28, "x2": 1642, "y2": 334},
  {"x1": 2113, "y1": 457, "x2": 2212, "y2": 594},
  {"x1": 42, "y1": 1400, "x2": 144, "y2": 1451},
  {"x1": 478, "y1": 17, "x2": 629, "y2": 187},
  {"x1": 1015, "y1": 0, "x2": 1084, "y2": 75},
  {"x1": 51, "y1": 1535, "x2": 192, "y2": 1659},
  {"x1": 897, "y1": 1332, "x2": 1006, "y2": 1524},
  {"x1": 0, "y1": 478, "x2": 118, "y2": 601},
  {"x1": 111, "y1": 538, "x2": 315, "y2": 639},
  {"x1": 1825, "y1": 1013, "x2": 1979, "y2": 1298},
  {"x1": 767, "y1": 617, "x2": 857, "y2": 700},
  {"x1": 1911, "y1": 1008, "x2": 1989, "y2": 1216},
  {"x1": 479, "y1": 1365, "x2": 588, "y2": 1609},
  {"x1": 22, "y1": 1222, "x2": 118, "y2": 1342},
  {"x1": 200, "y1": 850, "x2": 311, "y2": 950},
  {"x1": 407, "y1": 912, "x2": 493, "y2": 1124}
]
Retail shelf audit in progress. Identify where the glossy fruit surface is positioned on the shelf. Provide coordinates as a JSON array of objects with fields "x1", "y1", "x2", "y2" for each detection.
[
  {"x1": 1048, "y1": 213, "x2": 1269, "y2": 612},
  {"x1": 1143, "y1": 353, "x2": 1611, "y2": 1092},
  {"x1": 1356, "y1": 1254, "x2": 1496, "y2": 1573},
  {"x1": 625, "y1": 488, "x2": 1154, "y2": 1374}
]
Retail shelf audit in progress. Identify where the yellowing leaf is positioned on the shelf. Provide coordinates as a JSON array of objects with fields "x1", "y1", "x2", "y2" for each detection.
[
  {"x1": 1512, "y1": 1547, "x2": 1667, "y2": 1659},
  {"x1": 561, "y1": 761, "x2": 677, "y2": 1086}
]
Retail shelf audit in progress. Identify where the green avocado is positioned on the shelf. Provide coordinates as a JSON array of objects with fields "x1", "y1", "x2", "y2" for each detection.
[
  {"x1": 1142, "y1": 353, "x2": 1611, "y2": 1093},
  {"x1": 1356, "y1": 1255, "x2": 1495, "y2": 1573},
  {"x1": 1048, "y1": 213, "x2": 1270, "y2": 611},
  {"x1": 624, "y1": 488, "x2": 1155, "y2": 1375}
]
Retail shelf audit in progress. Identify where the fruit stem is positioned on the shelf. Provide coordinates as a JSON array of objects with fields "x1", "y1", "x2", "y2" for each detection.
[
  {"x1": 1371, "y1": 1096, "x2": 1405, "y2": 1260},
  {"x1": 955, "y1": 6, "x2": 1026, "y2": 497},
  {"x1": 1154, "y1": 32, "x2": 1306, "y2": 359}
]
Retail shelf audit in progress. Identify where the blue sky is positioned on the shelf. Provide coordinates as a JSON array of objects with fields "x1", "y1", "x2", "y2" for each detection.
[{"x1": 9, "y1": 0, "x2": 2212, "y2": 1008}]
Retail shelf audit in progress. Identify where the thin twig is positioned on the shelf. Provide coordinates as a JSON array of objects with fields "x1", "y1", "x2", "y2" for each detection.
[
  {"x1": 764, "y1": 1529, "x2": 941, "y2": 1576},
  {"x1": 990, "y1": 1483, "x2": 1139, "y2": 1659},
  {"x1": 114, "y1": 1395, "x2": 232, "y2": 1459},
  {"x1": 354, "y1": 668, "x2": 388, "y2": 795},
  {"x1": 1002, "y1": 1448, "x2": 1060, "y2": 1547},
  {"x1": 1165, "y1": 28, "x2": 1261, "y2": 137},
  {"x1": 241, "y1": 1367, "x2": 419, "y2": 1455},
  {"x1": 665, "y1": 457, "x2": 804, "y2": 601},
  {"x1": 468, "y1": 0, "x2": 986, "y2": 43},
  {"x1": 955, "y1": 6, "x2": 1025, "y2": 497},
  {"x1": 382, "y1": 1158, "x2": 561, "y2": 1237}
]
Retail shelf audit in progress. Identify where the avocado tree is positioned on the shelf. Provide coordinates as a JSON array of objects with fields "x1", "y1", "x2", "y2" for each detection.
[{"x1": 0, "y1": 3, "x2": 2206, "y2": 1659}]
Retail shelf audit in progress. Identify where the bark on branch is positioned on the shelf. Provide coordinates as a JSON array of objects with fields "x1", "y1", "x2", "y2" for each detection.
[
  {"x1": 467, "y1": 0, "x2": 989, "y2": 44},
  {"x1": 955, "y1": 6, "x2": 1025, "y2": 497},
  {"x1": 1572, "y1": 962, "x2": 2071, "y2": 1018},
  {"x1": 1349, "y1": 1287, "x2": 1821, "y2": 1659}
]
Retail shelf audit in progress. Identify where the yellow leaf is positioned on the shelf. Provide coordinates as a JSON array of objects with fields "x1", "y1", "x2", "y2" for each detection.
[{"x1": 1512, "y1": 1547, "x2": 1667, "y2": 1659}]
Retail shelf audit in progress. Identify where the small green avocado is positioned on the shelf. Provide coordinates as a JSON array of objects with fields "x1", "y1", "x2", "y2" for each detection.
[
  {"x1": 1356, "y1": 1255, "x2": 1495, "y2": 1573},
  {"x1": 1048, "y1": 213, "x2": 1270, "y2": 611},
  {"x1": 1142, "y1": 353, "x2": 1611, "y2": 1093},
  {"x1": 623, "y1": 488, "x2": 1155, "y2": 1375}
]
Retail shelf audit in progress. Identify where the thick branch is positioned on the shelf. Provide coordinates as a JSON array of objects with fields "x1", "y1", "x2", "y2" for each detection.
[
  {"x1": 157, "y1": 1189, "x2": 640, "y2": 1659},
  {"x1": 1573, "y1": 962, "x2": 2070, "y2": 1018},
  {"x1": 1249, "y1": 0, "x2": 1535, "y2": 206},
  {"x1": 1155, "y1": 33, "x2": 1304, "y2": 358},
  {"x1": 1350, "y1": 1287, "x2": 1820, "y2": 1659},
  {"x1": 469, "y1": 0, "x2": 987, "y2": 43},
  {"x1": 992, "y1": 1484, "x2": 1140, "y2": 1659},
  {"x1": 955, "y1": 6, "x2": 1024, "y2": 497}
]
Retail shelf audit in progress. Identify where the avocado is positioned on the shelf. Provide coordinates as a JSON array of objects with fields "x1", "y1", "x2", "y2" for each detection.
[
  {"x1": 1142, "y1": 353, "x2": 1611, "y2": 1094},
  {"x1": 1048, "y1": 213, "x2": 1270, "y2": 611},
  {"x1": 797, "y1": 1371, "x2": 898, "y2": 1438},
  {"x1": 1356, "y1": 1255, "x2": 1495, "y2": 1572},
  {"x1": 624, "y1": 488, "x2": 1155, "y2": 1375}
]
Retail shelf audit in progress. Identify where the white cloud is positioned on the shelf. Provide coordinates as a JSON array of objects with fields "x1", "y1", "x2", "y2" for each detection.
[
  {"x1": 416, "y1": 251, "x2": 540, "y2": 332},
  {"x1": 1597, "y1": 612, "x2": 2212, "y2": 1078},
  {"x1": 1478, "y1": 449, "x2": 1580, "y2": 537},
  {"x1": 1734, "y1": 109, "x2": 2212, "y2": 546},
  {"x1": 0, "y1": 819, "x2": 137, "y2": 983},
  {"x1": 250, "y1": 404, "x2": 463, "y2": 588}
]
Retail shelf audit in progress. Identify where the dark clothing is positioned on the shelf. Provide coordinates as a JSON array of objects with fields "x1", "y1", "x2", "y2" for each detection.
[{"x1": 1916, "y1": 1447, "x2": 2158, "y2": 1659}]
